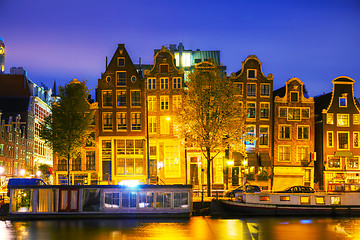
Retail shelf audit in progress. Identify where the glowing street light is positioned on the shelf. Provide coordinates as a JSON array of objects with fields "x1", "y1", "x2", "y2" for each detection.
[
  {"x1": 20, "y1": 169, "x2": 26, "y2": 176},
  {"x1": 0, "y1": 166, "x2": 4, "y2": 174},
  {"x1": 36, "y1": 170, "x2": 41, "y2": 177}
]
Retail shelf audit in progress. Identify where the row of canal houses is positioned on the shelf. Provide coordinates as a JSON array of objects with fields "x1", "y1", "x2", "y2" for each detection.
[
  {"x1": 53, "y1": 43, "x2": 359, "y2": 192},
  {"x1": 1, "y1": 41, "x2": 358, "y2": 192}
]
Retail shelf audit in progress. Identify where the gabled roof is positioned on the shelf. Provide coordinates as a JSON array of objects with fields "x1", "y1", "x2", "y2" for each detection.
[{"x1": 0, "y1": 98, "x2": 31, "y2": 124}]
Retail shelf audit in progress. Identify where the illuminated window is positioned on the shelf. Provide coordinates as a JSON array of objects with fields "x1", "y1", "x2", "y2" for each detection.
[
  {"x1": 247, "y1": 102, "x2": 256, "y2": 119},
  {"x1": 280, "y1": 196, "x2": 290, "y2": 201},
  {"x1": 354, "y1": 114, "x2": 360, "y2": 125},
  {"x1": 117, "y1": 113, "x2": 127, "y2": 131},
  {"x1": 339, "y1": 97, "x2": 347, "y2": 107},
  {"x1": 160, "y1": 64, "x2": 169, "y2": 73},
  {"x1": 148, "y1": 78, "x2": 156, "y2": 90},
  {"x1": 354, "y1": 132, "x2": 359, "y2": 148},
  {"x1": 260, "y1": 102, "x2": 269, "y2": 119},
  {"x1": 160, "y1": 116, "x2": 170, "y2": 134},
  {"x1": 160, "y1": 78, "x2": 169, "y2": 89},
  {"x1": 302, "y1": 108, "x2": 310, "y2": 119},
  {"x1": 122, "y1": 192, "x2": 137, "y2": 208},
  {"x1": 156, "y1": 193, "x2": 171, "y2": 208},
  {"x1": 102, "y1": 90, "x2": 112, "y2": 107},
  {"x1": 279, "y1": 125, "x2": 291, "y2": 139},
  {"x1": 131, "y1": 90, "x2": 141, "y2": 107},
  {"x1": 116, "y1": 158, "x2": 143, "y2": 176},
  {"x1": 297, "y1": 146, "x2": 310, "y2": 162},
  {"x1": 300, "y1": 196, "x2": 310, "y2": 204},
  {"x1": 247, "y1": 83, "x2": 256, "y2": 97},
  {"x1": 116, "y1": 72, "x2": 126, "y2": 86},
  {"x1": 327, "y1": 113, "x2": 334, "y2": 124},
  {"x1": 246, "y1": 125, "x2": 256, "y2": 146},
  {"x1": 148, "y1": 116, "x2": 157, "y2": 134},
  {"x1": 338, "y1": 132, "x2": 349, "y2": 149},
  {"x1": 298, "y1": 126, "x2": 310, "y2": 140},
  {"x1": 347, "y1": 157, "x2": 359, "y2": 169},
  {"x1": 173, "y1": 77, "x2": 182, "y2": 89},
  {"x1": 290, "y1": 92, "x2": 299, "y2": 102},
  {"x1": 330, "y1": 196, "x2": 341, "y2": 205},
  {"x1": 288, "y1": 108, "x2": 300, "y2": 121},
  {"x1": 117, "y1": 57, "x2": 125, "y2": 66},
  {"x1": 327, "y1": 131, "x2": 334, "y2": 147},
  {"x1": 259, "y1": 126, "x2": 269, "y2": 146},
  {"x1": 164, "y1": 145, "x2": 181, "y2": 178},
  {"x1": 173, "y1": 95, "x2": 182, "y2": 110},
  {"x1": 259, "y1": 196, "x2": 270, "y2": 201},
  {"x1": 160, "y1": 96, "x2": 169, "y2": 110},
  {"x1": 174, "y1": 192, "x2": 189, "y2": 208},
  {"x1": 86, "y1": 151, "x2": 95, "y2": 170},
  {"x1": 316, "y1": 197, "x2": 325, "y2": 205},
  {"x1": 337, "y1": 114, "x2": 349, "y2": 127},
  {"x1": 181, "y1": 52, "x2": 191, "y2": 67},
  {"x1": 279, "y1": 146, "x2": 291, "y2": 162},
  {"x1": 102, "y1": 113, "x2": 113, "y2": 131},
  {"x1": 279, "y1": 107, "x2": 287, "y2": 118},
  {"x1": 131, "y1": 113, "x2": 141, "y2": 131},
  {"x1": 139, "y1": 192, "x2": 154, "y2": 208},
  {"x1": 116, "y1": 90, "x2": 126, "y2": 107},
  {"x1": 102, "y1": 140, "x2": 112, "y2": 161},
  {"x1": 260, "y1": 84, "x2": 270, "y2": 96},
  {"x1": 147, "y1": 96, "x2": 156, "y2": 111},
  {"x1": 328, "y1": 156, "x2": 341, "y2": 169},
  {"x1": 104, "y1": 193, "x2": 120, "y2": 208},
  {"x1": 174, "y1": 53, "x2": 180, "y2": 66},
  {"x1": 247, "y1": 69, "x2": 256, "y2": 79}
]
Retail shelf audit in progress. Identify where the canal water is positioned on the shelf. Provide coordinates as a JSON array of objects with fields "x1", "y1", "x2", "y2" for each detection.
[{"x1": 1, "y1": 216, "x2": 357, "y2": 240}]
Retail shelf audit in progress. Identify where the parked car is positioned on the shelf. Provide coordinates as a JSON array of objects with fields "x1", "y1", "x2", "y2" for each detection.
[
  {"x1": 224, "y1": 185, "x2": 261, "y2": 198},
  {"x1": 276, "y1": 186, "x2": 315, "y2": 193}
]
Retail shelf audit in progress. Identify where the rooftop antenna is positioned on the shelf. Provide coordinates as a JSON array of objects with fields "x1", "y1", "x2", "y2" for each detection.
[
  {"x1": 106, "y1": 56, "x2": 108, "y2": 70},
  {"x1": 139, "y1": 57, "x2": 143, "y2": 78}
]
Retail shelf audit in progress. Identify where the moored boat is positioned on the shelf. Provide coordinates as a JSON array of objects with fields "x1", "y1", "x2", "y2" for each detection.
[
  {"x1": 8, "y1": 184, "x2": 192, "y2": 219},
  {"x1": 211, "y1": 191, "x2": 360, "y2": 217}
]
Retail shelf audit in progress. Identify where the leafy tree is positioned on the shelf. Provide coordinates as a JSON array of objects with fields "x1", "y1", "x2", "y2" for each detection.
[
  {"x1": 179, "y1": 62, "x2": 247, "y2": 197},
  {"x1": 38, "y1": 163, "x2": 51, "y2": 183},
  {"x1": 40, "y1": 79, "x2": 94, "y2": 185}
]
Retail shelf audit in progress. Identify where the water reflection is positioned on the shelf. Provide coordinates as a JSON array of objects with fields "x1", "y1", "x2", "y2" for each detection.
[{"x1": 1, "y1": 217, "x2": 360, "y2": 240}]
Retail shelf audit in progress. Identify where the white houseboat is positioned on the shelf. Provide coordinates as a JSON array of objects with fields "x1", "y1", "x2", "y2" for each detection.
[
  {"x1": 211, "y1": 192, "x2": 360, "y2": 217},
  {"x1": 8, "y1": 184, "x2": 192, "y2": 219}
]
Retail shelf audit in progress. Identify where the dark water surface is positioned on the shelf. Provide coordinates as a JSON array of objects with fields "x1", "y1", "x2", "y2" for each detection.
[{"x1": 1, "y1": 216, "x2": 358, "y2": 240}]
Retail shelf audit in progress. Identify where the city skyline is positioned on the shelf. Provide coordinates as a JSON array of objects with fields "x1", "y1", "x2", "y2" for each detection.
[{"x1": 1, "y1": 0, "x2": 360, "y2": 98}]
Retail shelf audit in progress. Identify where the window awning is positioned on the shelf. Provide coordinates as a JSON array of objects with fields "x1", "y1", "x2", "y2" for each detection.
[
  {"x1": 334, "y1": 151, "x2": 353, "y2": 157},
  {"x1": 247, "y1": 153, "x2": 258, "y2": 167}
]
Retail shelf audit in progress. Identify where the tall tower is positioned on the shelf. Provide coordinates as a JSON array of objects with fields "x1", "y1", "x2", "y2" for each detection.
[{"x1": 0, "y1": 37, "x2": 4, "y2": 73}]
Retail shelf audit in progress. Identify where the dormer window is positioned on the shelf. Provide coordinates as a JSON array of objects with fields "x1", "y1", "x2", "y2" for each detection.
[
  {"x1": 339, "y1": 97, "x2": 347, "y2": 107},
  {"x1": 290, "y1": 92, "x2": 299, "y2": 102},
  {"x1": 118, "y1": 57, "x2": 125, "y2": 67},
  {"x1": 247, "y1": 69, "x2": 256, "y2": 79}
]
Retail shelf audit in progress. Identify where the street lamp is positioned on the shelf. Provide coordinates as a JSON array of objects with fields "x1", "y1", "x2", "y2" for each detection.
[
  {"x1": 226, "y1": 159, "x2": 234, "y2": 190},
  {"x1": 242, "y1": 159, "x2": 248, "y2": 188},
  {"x1": 20, "y1": 169, "x2": 26, "y2": 177}
]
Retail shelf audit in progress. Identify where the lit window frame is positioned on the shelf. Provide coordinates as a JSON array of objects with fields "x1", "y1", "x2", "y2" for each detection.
[
  {"x1": 337, "y1": 114, "x2": 349, "y2": 127},
  {"x1": 247, "y1": 69, "x2": 257, "y2": 79},
  {"x1": 260, "y1": 83, "x2": 270, "y2": 97},
  {"x1": 337, "y1": 131, "x2": 350, "y2": 150},
  {"x1": 297, "y1": 125, "x2": 310, "y2": 140}
]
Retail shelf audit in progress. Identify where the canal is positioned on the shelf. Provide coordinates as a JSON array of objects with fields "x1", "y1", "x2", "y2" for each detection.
[{"x1": 1, "y1": 216, "x2": 358, "y2": 240}]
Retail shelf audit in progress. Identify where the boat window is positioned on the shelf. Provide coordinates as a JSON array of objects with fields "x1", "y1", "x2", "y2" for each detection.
[
  {"x1": 280, "y1": 196, "x2": 290, "y2": 201},
  {"x1": 259, "y1": 196, "x2": 270, "y2": 201},
  {"x1": 122, "y1": 192, "x2": 137, "y2": 208},
  {"x1": 105, "y1": 193, "x2": 120, "y2": 208},
  {"x1": 37, "y1": 189, "x2": 56, "y2": 212},
  {"x1": 331, "y1": 196, "x2": 341, "y2": 205},
  {"x1": 82, "y1": 189, "x2": 101, "y2": 211},
  {"x1": 156, "y1": 193, "x2": 171, "y2": 208},
  {"x1": 300, "y1": 196, "x2": 310, "y2": 204},
  {"x1": 174, "y1": 192, "x2": 189, "y2": 208},
  {"x1": 139, "y1": 192, "x2": 154, "y2": 208},
  {"x1": 315, "y1": 196, "x2": 325, "y2": 205},
  {"x1": 12, "y1": 189, "x2": 33, "y2": 213}
]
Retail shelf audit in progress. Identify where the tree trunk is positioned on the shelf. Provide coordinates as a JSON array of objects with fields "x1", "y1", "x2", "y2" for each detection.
[
  {"x1": 67, "y1": 153, "x2": 70, "y2": 185},
  {"x1": 206, "y1": 147, "x2": 212, "y2": 197}
]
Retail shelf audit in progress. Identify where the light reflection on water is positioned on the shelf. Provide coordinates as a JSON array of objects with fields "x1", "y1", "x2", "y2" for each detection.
[{"x1": 1, "y1": 217, "x2": 360, "y2": 240}]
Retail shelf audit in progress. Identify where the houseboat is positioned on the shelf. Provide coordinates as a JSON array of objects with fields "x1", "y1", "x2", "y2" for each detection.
[
  {"x1": 8, "y1": 184, "x2": 192, "y2": 219},
  {"x1": 211, "y1": 191, "x2": 360, "y2": 217}
]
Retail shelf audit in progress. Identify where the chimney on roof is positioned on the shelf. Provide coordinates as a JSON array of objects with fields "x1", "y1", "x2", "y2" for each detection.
[{"x1": 10, "y1": 67, "x2": 27, "y2": 75}]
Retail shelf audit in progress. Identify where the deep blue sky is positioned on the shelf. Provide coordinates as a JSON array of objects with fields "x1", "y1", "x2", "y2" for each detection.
[{"x1": 1, "y1": 0, "x2": 360, "y2": 98}]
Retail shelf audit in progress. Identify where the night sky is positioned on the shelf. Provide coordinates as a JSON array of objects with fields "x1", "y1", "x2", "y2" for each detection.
[{"x1": 1, "y1": 0, "x2": 360, "y2": 99}]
